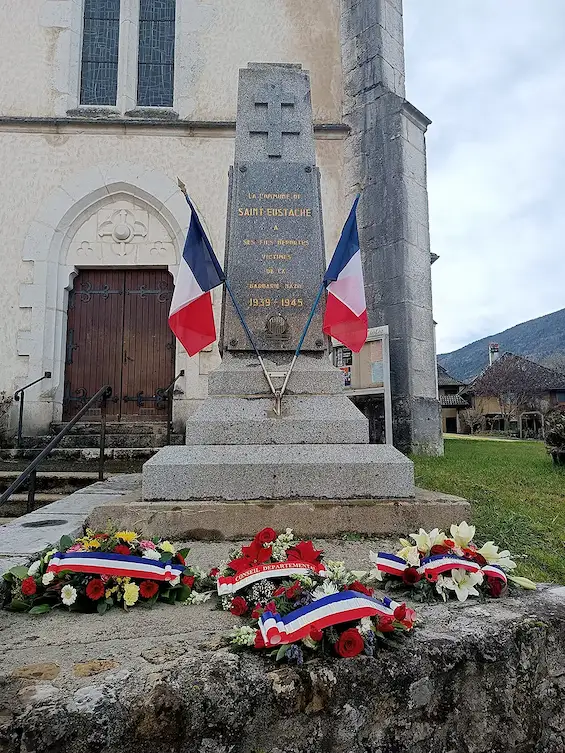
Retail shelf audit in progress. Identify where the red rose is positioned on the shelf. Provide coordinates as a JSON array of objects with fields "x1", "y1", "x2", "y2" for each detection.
[
  {"x1": 468, "y1": 552, "x2": 487, "y2": 567},
  {"x1": 402, "y1": 607, "x2": 417, "y2": 629},
  {"x1": 273, "y1": 586, "x2": 286, "y2": 597},
  {"x1": 393, "y1": 603, "x2": 407, "y2": 621},
  {"x1": 139, "y1": 580, "x2": 159, "y2": 599},
  {"x1": 230, "y1": 596, "x2": 248, "y2": 616},
  {"x1": 264, "y1": 601, "x2": 276, "y2": 613},
  {"x1": 347, "y1": 580, "x2": 374, "y2": 597},
  {"x1": 402, "y1": 567, "x2": 422, "y2": 585},
  {"x1": 255, "y1": 527, "x2": 277, "y2": 545},
  {"x1": 430, "y1": 544, "x2": 449, "y2": 556},
  {"x1": 285, "y1": 581, "x2": 301, "y2": 599},
  {"x1": 251, "y1": 604, "x2": 263, "y2": 619},
  {"x1": 182, "y1": 575, "x2": 195, "y2": 588},
  {"x1": 334, "y1": 628, "x2": 364, "y2": 658},
  {"x1": 209, "y1": 568, "x2": 220, "y2": 577},
  {"x1": 310, "y1": 626, "x2": 323, "y2": 642},
  {"x1": 254, "y1": 630, "x2": 266, "y2": 649},
  {"x1": 21, "y1": 577, "x2": 37, "y2": 597},
  {"x1": 444, "y1": 539, "x2": 455, "y2": 549},
  {"x1": 95, "y1": 533, "x2": 109, "y2": 540},
  {"x1": 377, "y1": 615, "x2": 396, "y2": 633},
  {"x1": 85, "y1": 578, "x2": 105, "y2": 601},
  {"x1": 487, "y1": 576, "x2": 506, "y2": 598},
  {"x1": 113, "y1": 545, "x2": 131, "y2": 556}
]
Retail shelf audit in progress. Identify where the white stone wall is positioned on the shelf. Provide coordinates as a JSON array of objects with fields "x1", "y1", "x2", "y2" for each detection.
[{"x1": 0, "y1": 0, "x2": 343, "y2": 122}]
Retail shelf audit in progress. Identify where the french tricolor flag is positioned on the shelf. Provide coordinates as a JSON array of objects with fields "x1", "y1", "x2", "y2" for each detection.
[
  {"x1": 322, "y1": 196, "x2": 368, "y2": 353},
  {"x1": 169, "y1": 196, "x2": 225, "y2": 357}
]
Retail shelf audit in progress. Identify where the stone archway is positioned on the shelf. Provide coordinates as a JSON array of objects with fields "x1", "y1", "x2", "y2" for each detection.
[{"x1": 18, "y1": 163, "x2": 192, "y2": 434}]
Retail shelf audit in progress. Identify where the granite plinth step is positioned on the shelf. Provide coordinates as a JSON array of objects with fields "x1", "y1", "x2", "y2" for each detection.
[
  {"x1": 142, "y1": 444, "x2": 414, "y2": 501},
  {"x1": 88, "y1": 488, "x2": 470, "y2": 540},
  {"x1": 208, "y1": 354, "x2": 344, "y2": 397},
  {"x1": 186, "y1": 395, "x2": 368, "y2": 445}
]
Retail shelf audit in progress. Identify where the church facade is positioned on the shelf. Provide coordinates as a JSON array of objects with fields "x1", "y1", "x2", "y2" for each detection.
[{"x1": 0, "y1": 0, "x2": 442, "y2": 455}]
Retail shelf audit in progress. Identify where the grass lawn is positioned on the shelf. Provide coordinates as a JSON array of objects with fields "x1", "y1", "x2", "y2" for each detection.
[{"x1": 412, "y1": 438, "x2": 565, "y2": 583}]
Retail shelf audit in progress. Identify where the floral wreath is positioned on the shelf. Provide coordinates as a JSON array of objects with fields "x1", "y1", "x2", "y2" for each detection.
[
  {"x1": 221, "y1": 528, "x2": 415, "y2": 663},
  {"x1": 2, "y1": 529, "x2": 215, "y2": 615},
  {"x1": 371, "y1": 521, "x2": 536, "y2": 603}
]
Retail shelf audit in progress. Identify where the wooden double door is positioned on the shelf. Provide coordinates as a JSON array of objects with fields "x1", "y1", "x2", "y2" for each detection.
[{"x1": 63, "y1": 269, "x2": 175, "y2": 421}]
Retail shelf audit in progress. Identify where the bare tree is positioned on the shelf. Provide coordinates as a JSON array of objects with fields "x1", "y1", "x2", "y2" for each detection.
[
  {"x1": 460, "y1": 408, "x2": 484, "y2": 435},
  {"x1": 471, "y1": 355, "x2": 546, "y2": 432}
]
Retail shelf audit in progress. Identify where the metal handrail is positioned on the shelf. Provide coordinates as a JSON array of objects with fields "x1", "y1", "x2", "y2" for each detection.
[
  {"x1": 14, "y1": 371, "x2": 52, "y2": 448},
  {"x1": 158, "y1": 370, "x2": 184, "y2": 445},
  {"x1": 0, "y1": 384, "x2": 112, "y2": 511}
]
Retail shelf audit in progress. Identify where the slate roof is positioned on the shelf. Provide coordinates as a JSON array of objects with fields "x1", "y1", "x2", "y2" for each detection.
[
  {"x1": 466, "y1": 353, "x2": 565, "y2": 395},
  {"x1": 440, "y1": 394, "x2": 469, "y2": 408},
  {"x1": 437, "y1": 364, "x2": 466, "y2": 388}
]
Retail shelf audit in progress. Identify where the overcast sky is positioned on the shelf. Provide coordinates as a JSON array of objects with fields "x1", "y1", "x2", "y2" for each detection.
[{"x1": 403, "y1": 0, "x2": 565, "y2": 355}]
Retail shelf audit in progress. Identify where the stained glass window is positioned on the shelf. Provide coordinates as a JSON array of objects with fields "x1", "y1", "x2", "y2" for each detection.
[
  {"x1": 80, "y1": 0, "x2": 121, "y2": 106},
  {"x1": 137, "y1": 0, "x2": 176, "y2": 107}
]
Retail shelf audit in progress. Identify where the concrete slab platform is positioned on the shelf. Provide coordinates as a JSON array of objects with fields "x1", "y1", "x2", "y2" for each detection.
[
  {"x1": 143, "y1": 444, "x2": 415, "y2": 501},
  {"x1": 88, "y1": 487, "x2": 470, "y2": 540}
]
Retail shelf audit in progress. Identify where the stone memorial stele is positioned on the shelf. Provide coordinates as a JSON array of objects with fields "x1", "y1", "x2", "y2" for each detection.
[{"x1": 143, "y1": 63, "x2": 415, "y2": 506}]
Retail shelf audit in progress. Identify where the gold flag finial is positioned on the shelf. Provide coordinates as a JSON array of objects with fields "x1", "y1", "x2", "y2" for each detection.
[{"x1": 177, "y1": 177, "x2": 188, "y2": 196}]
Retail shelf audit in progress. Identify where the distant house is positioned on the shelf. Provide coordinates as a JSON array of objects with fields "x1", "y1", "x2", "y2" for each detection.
[
  {"x1": 462, "y1": 353, "x2": 565, "y2": 436},
  {"x1": 437, "y1": 365, "x2": 468, "y2": 434}
]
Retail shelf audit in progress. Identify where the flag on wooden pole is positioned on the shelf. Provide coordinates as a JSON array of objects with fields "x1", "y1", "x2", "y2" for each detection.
[
  {"x1": 322, "y1": 196, "x2": 368, "y2": 352},
  {"x1": 169, "y1": 195, "x2": 225, "y2": 356}
]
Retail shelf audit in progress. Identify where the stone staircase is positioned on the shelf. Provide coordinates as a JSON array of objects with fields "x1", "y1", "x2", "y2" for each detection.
[{"x1": 0, "y1": 421, "x2": 184, "y2": 521}]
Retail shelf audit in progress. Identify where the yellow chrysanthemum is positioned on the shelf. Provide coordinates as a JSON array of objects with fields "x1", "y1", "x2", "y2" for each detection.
[
  {"x1": 83, "y1": 539, "x2": 101, "y2": 550},
  {"x1": 123, "y1": 583, "x2": 139, "y2": 607},
  {"x1": 115, "y1": 531, "x2": 138, "y2": 543}
]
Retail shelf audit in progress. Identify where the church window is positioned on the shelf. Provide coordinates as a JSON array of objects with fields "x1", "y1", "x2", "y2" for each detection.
[
  {"x1": 137, "y1": 0, "x2": 176, "y2": 107},
  {"x1": 80, "y1": 0, "x2": 121, "y2": 106}
]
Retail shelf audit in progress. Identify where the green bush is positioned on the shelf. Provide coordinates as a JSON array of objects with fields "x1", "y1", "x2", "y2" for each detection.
[{"x1": 545, "y1": 409, "x2": 565, "y2": 465}]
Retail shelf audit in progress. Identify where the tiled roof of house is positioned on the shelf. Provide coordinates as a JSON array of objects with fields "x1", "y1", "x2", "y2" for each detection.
[
  {"x1": 466, "y1": 353, "x2": 565, "y2": 395},
  {"x1": 440, "y1": 394, "x2": 469, "y2": 408},
  {"x1": 437, "y1": 364, "x2": 466, "y2": 387}
]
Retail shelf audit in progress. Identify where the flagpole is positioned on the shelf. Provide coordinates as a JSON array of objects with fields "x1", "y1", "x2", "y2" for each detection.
[
  {"x1": 223, "y1": 279, "x2": 277, "y2": 397},
  {"x1": 279, "y1": 281, "x2": 325, "y2": 400},
  {"x1": 176, "y1": 178, "x2": 276, "y2": 398}
]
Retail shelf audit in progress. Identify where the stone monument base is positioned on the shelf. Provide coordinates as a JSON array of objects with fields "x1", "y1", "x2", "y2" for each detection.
[
  {"x1": 142, "y1": 353, "x2": 416, "y2": 503},
  {"x1": 143, "y1": 444, "x2": 413, "y2": 501}
]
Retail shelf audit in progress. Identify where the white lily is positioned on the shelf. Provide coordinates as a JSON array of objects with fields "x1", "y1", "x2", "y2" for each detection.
[
  {"x1": 477, "y1": 541, "x2": 517, "y2": 571},
  {"x1": 507, "y1": 575, "x2": 536, "y2": 590},
  {"x1": 398, "y1": 545, "x2": 421, "y2": 566},
  {"x1": 410, "y1": 528, "x2": 446, "y2": 554},
  {"x1": 368, "y1": 552, "x2": 384, "y2": 580},
  {"x1": 443, "y1": 568, "x2": 483, "y2": 602},
  {"x1": 450, "y1": 522, "x2": 476, "y2": 549}
]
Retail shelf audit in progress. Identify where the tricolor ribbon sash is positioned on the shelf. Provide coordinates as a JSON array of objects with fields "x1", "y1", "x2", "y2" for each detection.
[
  {"x1": 46, "y1": 552, "x2": 185, "y2": 582},
  {"x1": 481, "y1": 564, "x2": 508, "y2": 583},
  {"x1": 373, "y1": 552, "x2": 509, "y2": 583},
  {"x1": 258, "y1": 590, "x2": 404, "y2": 647},
  {"x1": 217, "y1": 561, "x2": 327, "y2": 596}
]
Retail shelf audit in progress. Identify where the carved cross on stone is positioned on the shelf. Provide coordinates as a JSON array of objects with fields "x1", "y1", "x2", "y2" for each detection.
[{"x1": 249, "y1": 82, "x2": 301, "y2": 157}]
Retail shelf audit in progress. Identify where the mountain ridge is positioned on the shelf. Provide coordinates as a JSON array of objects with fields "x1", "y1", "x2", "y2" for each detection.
[{"x1": 437, "y1": 308, "x2": 565, "y2": 382}]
